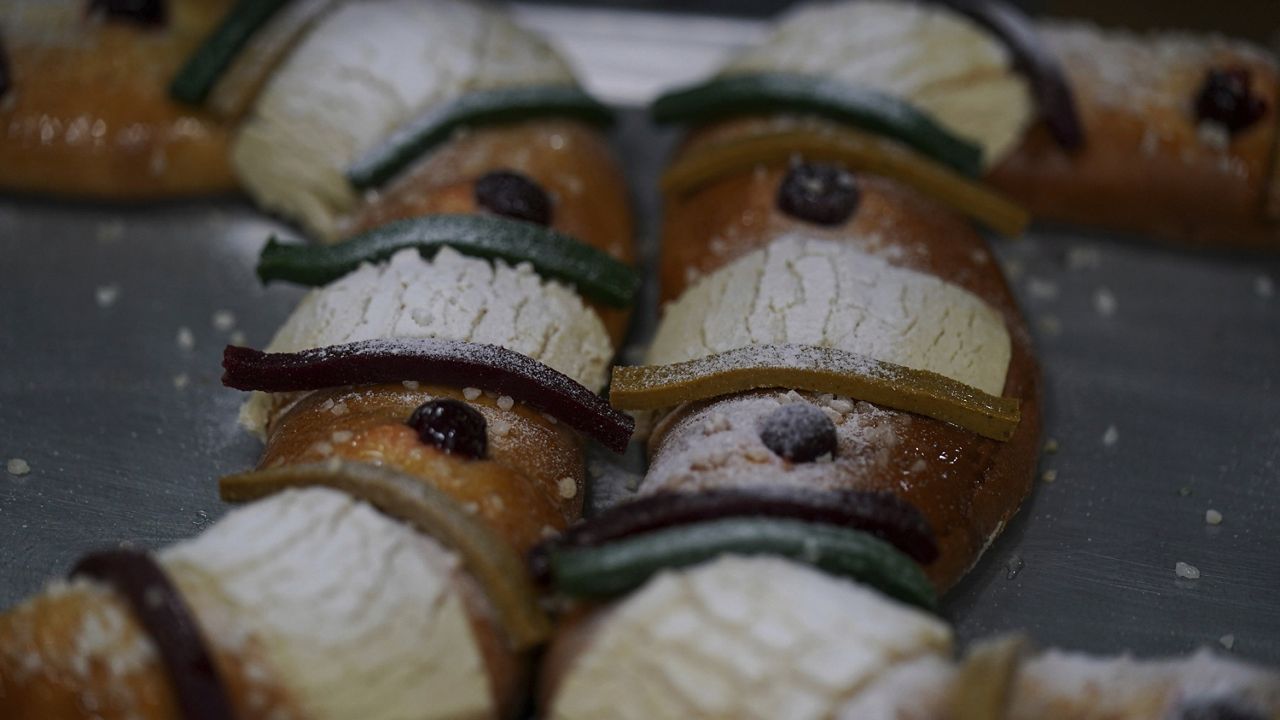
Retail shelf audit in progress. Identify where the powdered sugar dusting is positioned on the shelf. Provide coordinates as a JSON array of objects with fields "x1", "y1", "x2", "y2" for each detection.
[{"x1": 645, "y1": 389, "x2": 906, "y2": 495}]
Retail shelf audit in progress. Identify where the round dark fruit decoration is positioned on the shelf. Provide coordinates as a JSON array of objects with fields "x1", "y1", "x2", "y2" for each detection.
[
  {"x1": 758, "y1": 403, "x2": 838, "y2": 463},
  {"x1": 1195, "y1": 67, "x2": 1267, "y2": 134},
  {"x1": 776, "y1": 162, "x2": 860, "y2": 226},
  {"x1": 407, "y1": 399, "x2": 488, "y2": 459},
  {"x1": 474, "y1": 170, "x2": 553, "y2": 226}
]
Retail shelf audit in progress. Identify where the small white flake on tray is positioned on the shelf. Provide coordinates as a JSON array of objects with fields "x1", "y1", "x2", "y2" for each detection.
[
  {"x1": 1175, "y1": 561, "x2": 1201, "y2": 580},
  {"x1": 6, "y1": 458, "x2": 31, "y2": 476},
  {"x1": 1205, "y1": 509, "x2": 1224, "y2": 525},
  {"x1": 94, "y1": 284, "x2": 120, "y2": 308}
]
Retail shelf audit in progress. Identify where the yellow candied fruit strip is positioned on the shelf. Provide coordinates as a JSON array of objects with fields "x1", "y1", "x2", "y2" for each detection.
[
  {"x1": 219, "y1": 460, "x2": 551, "y2": 650},
  {"x1": 661, "y1": 128, "x2": 1030, "y2": 237},
  {"x1": 610, "y1": 344, "x2": 1020, "y2": 441}
]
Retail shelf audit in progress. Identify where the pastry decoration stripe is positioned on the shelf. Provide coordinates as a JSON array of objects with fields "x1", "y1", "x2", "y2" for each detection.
[
  {"x1": 219, "y1": 460, "x2": 551, "y2": 650},
  {"x1": 610, "y1": 344, "x2": 1021, "y2": 441},
  {"x1": 546, "y1": 517, "x2": 939, "y2": 611},
  {"x1": 660, "y1": 128, "x2": 1030, "y2": 236},
  {"x1": 170, "y1": 0, "x2": 293, "y2": 105},
  {"x1": 222, "y1": 339, "x2": 635, "y2": 452},
  {"x1": 71, "y1": 549, "x2": 234, "y2": 720},
  {"x1": 529, "y1": 487, "x2": 940, "y2": 583},
  {"x1": 349, "y1": 85, "x2": 615, "y2": 190},
  {"x1": 941, "y1": 0, "x2": 1084, "y2": 150},
  {"x1": 256, "y1": 213, "x2": 639, "y2": 307},
  {"x1": 651, "y1": 73, "x2": 984, "y2": 176}
]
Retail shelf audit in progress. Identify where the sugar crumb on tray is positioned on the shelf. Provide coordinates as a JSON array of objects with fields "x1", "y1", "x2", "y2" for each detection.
[
  {"x1": 6, "y1": 458, "x2": 31, "y2": 476},
  {"x1": 1175, "y1": 561, "x2": 1201, "y2": 580}
]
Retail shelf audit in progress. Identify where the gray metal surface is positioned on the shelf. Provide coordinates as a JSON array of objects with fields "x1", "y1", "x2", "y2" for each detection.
[{"x1": 2, "y1": 6, "x2": 1279, "y2": 671}]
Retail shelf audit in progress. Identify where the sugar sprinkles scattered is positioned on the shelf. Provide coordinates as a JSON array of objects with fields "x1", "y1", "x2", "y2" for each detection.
[
  {"x1": 497, "y1": 395, "x2": 515, "y2": 411},
  {"x1": 1220, "y1": 634, "x2": 1236, "y2": 650},
  {"x1": 1026, "y1": 277, "x2": 1059, "y2": 301},
  {"x1": 1041, "y1": 469, "x2": 1058, "y2": 483},
  {"x1": 329, "y1": 402, "x2": 348, "y2": 417},
  {"x1": 172, "y1": 373, "x2": 190, "y2": 390},
  {"x1": 7, "y1": 458, "x2": 31, "y2": 476},
  {"x1": 1043, "y1": 438, "x2": 1060, "y2": 454},
  {"x1": 331, "y1": 430, "x2": 353, "y2": 444},
  {"x1": 463, "y1": 387, "x2": 482, "y2": 401},
  {"x1": 557, "y1": 476, "x2": 577, "y2": 499},
  {"x1": 94, "y1": 284, "x2": 120, "y2": 308},
  {"x1": 212, "y1": 310, "x2": 237, "y2": 332},
  {"x1": 1256, "y1": 275, "x2": 1275, "y2": 299},
  {"x1": 176, "y1": 326, "x2": 195, "y2": 351},
  {"x1": 1175, "y1": 561, "x2": 1200, "y2": 580},
  {"x1": 1205, "y1": 509, "x2": 1223, "y2": 526},
  {"x1": 1038, "y1": 315, "x2": 1062, "y2": 336},
  {"x1": 1102, "y1": 425, "x2": 1119, "y2": 447},
  {"x1": 1094, "y1": 288, "x2": 1117, "y2": 317},
  {"x1": 402, "y1": 380, "x2": 420, "y2": 390},
  {"x1": 229, "y1": 330, "x2": 248, "y2": 346}
]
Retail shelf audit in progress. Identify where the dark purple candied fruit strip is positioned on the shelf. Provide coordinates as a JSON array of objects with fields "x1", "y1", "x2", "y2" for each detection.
[
  {"x1": 529, "y1": 487, "x2": 939, "y2": 583},
  {"x1": 222, "y1": 339, "x2": 634, "y2": 453},
  {"x1": 942, "y1": 0, "x2": 1084, "y2": 150},
  {"x1": 72, "y1": 549, "x2": 233, "y2": 720}
]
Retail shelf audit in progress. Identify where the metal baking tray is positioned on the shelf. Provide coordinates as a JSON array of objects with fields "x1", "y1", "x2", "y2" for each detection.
[{"x1": 2, "y1": 3, "x2": 1278, "y2": 666}]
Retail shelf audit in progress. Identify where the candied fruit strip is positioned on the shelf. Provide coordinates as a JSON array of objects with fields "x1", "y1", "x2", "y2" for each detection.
[
  {"x1": 223, "y1": 339, "x2": 634, "y2": 453},
  {"x1": 610, "y1": 344, "x2": 1020, "y2": 441}
]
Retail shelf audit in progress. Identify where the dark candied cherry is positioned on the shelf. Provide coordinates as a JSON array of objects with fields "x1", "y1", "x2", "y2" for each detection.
[
  {"x1": 758, "y1": 403, "x2": 838, "y2": 463},
  {"x1": 1177, "y1": 698, "x2": 1268, "y2": 720},
  {"x1": 1195, "y1": 67, "x2": 1268, "y2": 134},
  {"x1": 776, "y1": 161, "x2": 860, "y2": 226},
  {"x1": 474, "y1": 170, "x2": 553, "y2": 226},
  {"x1": 407, "y1": 399, "x2": 488, "y2": 459}
]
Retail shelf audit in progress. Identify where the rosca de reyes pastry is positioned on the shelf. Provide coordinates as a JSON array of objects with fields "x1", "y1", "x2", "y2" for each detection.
[
  {"x1": 0, "y1": 0, "x2": 237, "y2": 198},
  {"x1": 652, "y1": 0, "x2": 1279, "y2": 247},
  {"x1": 0, "y1": 4, "x2": 638, "y2": 713}
]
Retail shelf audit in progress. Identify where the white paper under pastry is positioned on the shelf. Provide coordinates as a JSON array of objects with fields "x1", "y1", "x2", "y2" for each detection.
[
  {"x1": 161, "y1": 487, "x2": 491, "y2": 720},
  {"x1": 550, "y1": 555, "x2": 952, "y2": 720},
  {"x1": 721, "y1": 0, "x2": 1033, "y2": 168},
  {"x1": 232, "y1": 0, "x2": 574, "y2": 239},
  {"x1": 647, "y1": 234, "x2": 1011, "y2": 396}
]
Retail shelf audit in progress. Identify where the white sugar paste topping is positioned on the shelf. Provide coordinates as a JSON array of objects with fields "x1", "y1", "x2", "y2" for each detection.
[
  {"x1": 232, "y1": 0, "x2": 575, "y2": 239},
  {"x1": 241, "y1": 247, "x2": 611, "y2": 435},
  {"x1": 647, "y1": 234, "x2": 1011, "y2": 396},
  {"x1": 1010, "y1": 648, "x2": 1280, "y2": 719},
  {"x1": 162, "y1": 488, "x2": 491, "y2": 720},
  {"x1": 550, "y1": 555, "x2": 952, "y2": 720},
  {"x1": 721, "y1": 0, "x2": 1033, "y2": 166}
]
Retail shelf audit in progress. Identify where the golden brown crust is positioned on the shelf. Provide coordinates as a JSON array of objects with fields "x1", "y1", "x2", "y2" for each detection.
[
  {"x1": 658, "y1": 166, "x2": 1040, "y2": 590},
  {"x1": 0, "y1": 581, "x2": 299, "y2": 720},
  {"x1": 346, "y1": 119, "x2": 636, "y2": 344},
  {"x1": 0, "y1": 1, "x2": 236, "y2": 199},
  {"x1": 989, "y1": 27, "x2": 1280, "y2": 248},
  {"x1": 257, "y1": 384, "x2": 586, "y2": 555}
]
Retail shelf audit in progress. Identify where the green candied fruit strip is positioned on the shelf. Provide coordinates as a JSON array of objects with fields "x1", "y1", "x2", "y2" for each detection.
[
  {"x1": 170, "y1": 0, "x2": 292, "y2": 105},
  {"x1": 549, "y1": 516, "x2": 938, "y2": 611},
  {"x1": 348, "y1": 85, "x2": 615, "y2": 190},
  {"x1": 255, "y1": 214, "x2": 639, "y2": 308},
  {"x1": 651, "y1": 72, "x2": 983, "y2": 177}
]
